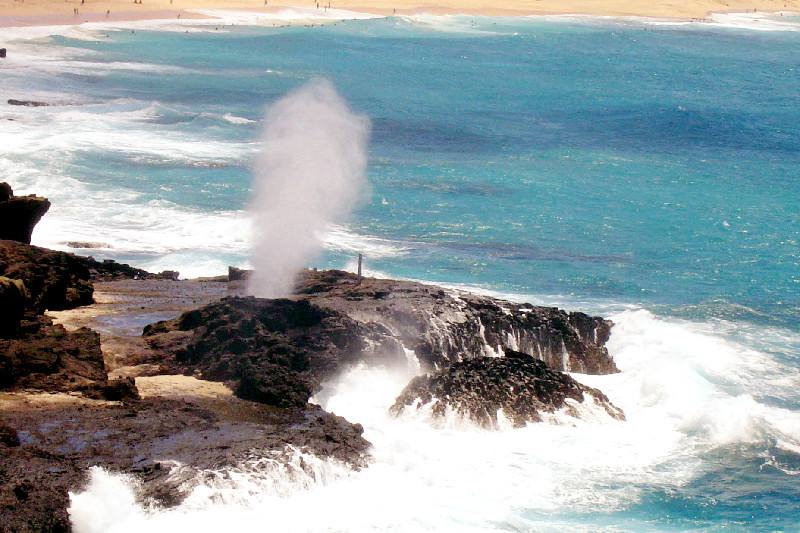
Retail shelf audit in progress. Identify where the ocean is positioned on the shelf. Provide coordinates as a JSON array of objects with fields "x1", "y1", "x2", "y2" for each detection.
[{"x1": 2, "y1": 11, "x2": 799, "y2": 531}]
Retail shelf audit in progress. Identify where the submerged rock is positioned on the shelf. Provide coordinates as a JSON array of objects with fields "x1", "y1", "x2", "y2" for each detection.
[
  {"x1": 7, "y1": 99, "x2": 48, "y2": 107},
  {"x1": 390, "y1": 350, "x2": 625, "y2": 428},
  {"x1": 0, "y1": 182, "x2": 50, "y2": 244}
]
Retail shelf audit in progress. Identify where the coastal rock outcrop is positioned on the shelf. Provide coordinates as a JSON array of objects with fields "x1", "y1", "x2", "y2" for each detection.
[
  {"x1": 0, "y1": 240, "x2": 94, "y2": 312},
  {"x1": 0, "y1": 315, "x2": 106, "y2": 391},
  {"x1": 391, "y1": 350, "x2": 625, "y2": 428},
  {"x1": 144, "y1": 297, "x2": 405, "y2": 407},
  {"x1": 0, "y1": 182, "x2": 51, "y2": 244},
  {"x1": 0, "y1": 276, "x2": 27, "y2": 336},
  {"x1": 7, "y1": 99, "x2": 49, "y2": 107},
  {"x1": 296, "y1": 269, "x2": 618, "y2": 374}
]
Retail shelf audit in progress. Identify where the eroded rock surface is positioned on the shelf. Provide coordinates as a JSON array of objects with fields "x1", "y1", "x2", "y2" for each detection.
[
  {"x1": 0, "y1": 241, "x2": 94, "y2": 312},
  {"x1": 0, "y1": 315, "x2": 106, "y2": 391},
  {"x1": 391, "y1": 350, "x2": 625, "y2": 428},
  {"x1": 296, "y1": 269, "x2": 618, "y2": 374},
  {"x1": 144, "y1": 297, "x2": 404, "y2": 407},
  {"x1": 0, "y1": 182, "x2": 50, "y2": 244}
]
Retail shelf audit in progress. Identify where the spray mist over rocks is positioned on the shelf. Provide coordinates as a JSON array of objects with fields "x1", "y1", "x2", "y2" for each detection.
[{"x1": 247, "y1": 79, "x2": 371, "y2": 298}]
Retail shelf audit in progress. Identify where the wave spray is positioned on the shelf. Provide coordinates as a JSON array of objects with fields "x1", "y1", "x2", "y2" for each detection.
[{"x1": 247, "y1": 79, "x2": 370, "y2": 298}]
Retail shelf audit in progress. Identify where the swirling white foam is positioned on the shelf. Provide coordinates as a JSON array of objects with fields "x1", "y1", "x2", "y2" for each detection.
[{"x1": 68, "y1": 305, "x2": 800, "y2": 531}]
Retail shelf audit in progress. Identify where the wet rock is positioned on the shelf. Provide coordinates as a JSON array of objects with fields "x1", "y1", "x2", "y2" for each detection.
[
  {"x1": 0, "y1": 445, "x2": 82, "y2": 533},
  {"x1": 65, "y1": 241, "x2": 111, "y2": 249},
  {"x1": 144, "y1": 297, "x2": 404, "y2": 407},
  {"x1": 391, "y1": 350, "x2": 625, "y2": 428},
  {"x1": 7, "y1": 99, "x2": 49, "y2": 107},
  {"x1": 0, "y1": 389, "x2": 370, "y2": 529},
  {"x1": 0, "y1": 423, "x2": 20, "y2": 447},
  {"x1": 0, "y1": 240, "x2": 93, "y2": 312},
  {"x1": 0, "y1": 182, "x2": 51, "y2": 244},
  {"x1": 296, "y1": 269, "x2": 618, "y2": 374}
]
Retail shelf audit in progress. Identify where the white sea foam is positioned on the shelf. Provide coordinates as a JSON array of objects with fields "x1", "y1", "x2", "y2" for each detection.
[
  {"x1": 221, "y1": 113, "x2": 256, "y2": 125},
  {"x1": 68, "y1": 306, "x2": 800, "y2": 531},
  {"x1": 189, "y1": 7, "x2": 381, "y2": 26}
]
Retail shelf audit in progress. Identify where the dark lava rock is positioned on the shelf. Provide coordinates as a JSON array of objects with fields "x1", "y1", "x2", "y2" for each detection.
[
  {"x1": 0, "y1": 276, "x2": 27, "y2": 336},
  {"x1": 7, "y1": 99, "x2": 49, "y2": 107},
  {"x1": 296, "y1": 269, "x2": 618, "y2": 374},
  {"x1": 0, "y1": 240, "x2": 93, "y2": 312},
  {"x1": 144, "y1": 297, "x2": 404, "y2": 407},
  {"x1": 390, "y1": 350, "x2": 625, "y2": 428},
  {"x1": 84, "y1": 256, "x2": 157, "y2": 281},
  {"x1": 0, "y1": 391, "x2": 370, "y2": 531},
  {"x1": 0, "y1": 444, "x2": 83, "y2": 533},
  {"x1": 0, "y1": 315, "x2": 106, "y2": 391},
  {"x1": 0, "y1": 182, "x2": 51, "y2": 244},
  {"x1": 0, "y1": 422, "x2": 20, "y2": 447},
  {"x1": 228, "y1": 266, "x2": 251, "y2": 281},
  {"x1": 80, "y1": 376, "x2": 140, "y2": 402}
]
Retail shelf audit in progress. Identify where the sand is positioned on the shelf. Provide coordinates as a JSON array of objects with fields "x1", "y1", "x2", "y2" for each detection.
[{"x1": 0, "y1": 0, "x2": 798, "y2": 28}]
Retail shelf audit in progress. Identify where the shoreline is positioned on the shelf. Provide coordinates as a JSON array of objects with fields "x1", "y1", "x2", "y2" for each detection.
[{"x1": 0, "y1": 1, "x2": 799, "y2": 30}]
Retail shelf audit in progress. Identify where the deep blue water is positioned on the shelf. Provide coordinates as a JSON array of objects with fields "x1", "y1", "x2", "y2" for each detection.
[{"x1": 2, "y1": 13, "x2": 800, "y2": 531}]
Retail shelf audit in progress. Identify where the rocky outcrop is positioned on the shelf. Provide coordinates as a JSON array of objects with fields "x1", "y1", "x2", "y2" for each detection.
[
  {"x1": 0, "y1": 393, "x2": 369, "y2": 533},
  {"x1": 0, "y1": 240, "x2": 93, "y2": 312},
  {"x1": 391, "y1": 350, "x2": 624, "y2": 428},
  {"x1": 295, "y1": 269, "x2": 617, "y2": 374},
  {"x1": 144, "y1": 297, "x2": 404, "y2": 407},
  {"x1": 0, "y1": 276, "x2": 27, "y2": 336},
  {"x1": 145, "y1": 270, "x2": 619, "y2": 411},
  {"x1": 83, "y1": 256, "x2": 172, "y2": 281},
  {"x1": 7, "y1": 99, "x2": 48, "y2": 107},
  {"x1": 0, "y1": 182, "x2": 50, "y2": 244},
  {"x1": 0, "y1": 315, "x2": 106, "y2": 391}
]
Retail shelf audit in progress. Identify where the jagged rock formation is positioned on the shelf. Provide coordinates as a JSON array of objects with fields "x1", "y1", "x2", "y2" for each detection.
[
  {"x1": 0, "y1": 276, "x2": 27, "y2": 336},
  {"x1": 145, "y1": 270, "x2": 619, "y2": 417},
  {"x1": 391, "y1": 350, "x2": 625, "y2": 428},
  {"x1": 296, "y1": 269, "x2": 617, "y2": 374},
  {"x1": 0, "y1": 394, "x2": 370, "y2": 533},
  {"x1": 144, "y1": 297, "x2": 405, "y2": 407},
  {"x1": 0, "y1": 314, "x2": 106, "y2": 391},
  {"x1": 0, "y1": 182, "x2": 50, "y2": 244},
  {"x1": 0, "y1": 240, "x2": 94, "y2": 312},
  {"x1": 7, "y1": 99, "x2": 48, "y2": 107}
]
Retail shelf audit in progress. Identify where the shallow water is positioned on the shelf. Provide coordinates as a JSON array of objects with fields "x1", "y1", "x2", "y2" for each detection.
[{"x1": 1, "y1": 12, "x2": 799, "y2": 531}]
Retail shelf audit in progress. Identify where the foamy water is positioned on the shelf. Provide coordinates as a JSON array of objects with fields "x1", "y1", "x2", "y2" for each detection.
[
  {"x1": 2, "y1": 14, "x2": 799, "y2": 529},
  {"x1": 67, "y1": 309, "x2": 800, "y2": 531}
]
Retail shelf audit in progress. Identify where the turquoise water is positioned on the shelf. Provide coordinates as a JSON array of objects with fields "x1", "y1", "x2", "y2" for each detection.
[{"x1": 2, "y1": 13, "x2": 800, "y2": 532}]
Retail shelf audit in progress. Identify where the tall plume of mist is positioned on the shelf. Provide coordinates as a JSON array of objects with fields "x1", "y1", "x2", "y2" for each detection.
[{"x1": 247, "y1": 79, "x2": 371, "y2": 298}]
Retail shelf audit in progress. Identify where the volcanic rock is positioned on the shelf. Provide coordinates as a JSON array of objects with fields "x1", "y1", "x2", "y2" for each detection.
[
  {"x1": 0, "y1": 315, "x2": 106, "y2": 391},
  {"x1": 7, "y1": 99, "x2": 48, "y2": 107},
  {"x1": 0, "y1": 276, "x2": 27, "y2": 336},
  {"x1": 0, "y1": 240, "x2": 93, "y2": 312},
  {"x1": 390, "y1": 350, "x2": 625, "y2": 428},
  {"x1": 0, "y1": 182, "x2": 51, "y2": 244},
  {"x1": 296, "y1": 269, "x2": 618, "y2": 374},
  {"x1": 144, "y1": 297, "x2": 404, "y2": 407}
]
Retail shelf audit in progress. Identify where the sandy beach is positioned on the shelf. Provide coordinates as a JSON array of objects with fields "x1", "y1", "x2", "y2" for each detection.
[{"x1": 1, "y1": 0, "x2": 799, "y2": 27}]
